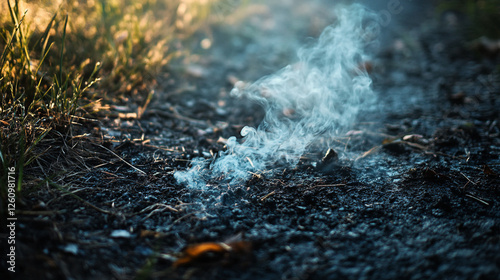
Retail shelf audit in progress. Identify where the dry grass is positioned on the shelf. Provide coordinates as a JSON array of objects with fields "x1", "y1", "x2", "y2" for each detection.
[{"x1": 0, "y1": 0, "x2": 239, "y2": 208}]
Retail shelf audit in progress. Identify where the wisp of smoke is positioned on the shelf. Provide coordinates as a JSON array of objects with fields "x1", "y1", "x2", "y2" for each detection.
[{"x1": 175, "y1": 4, "x2": 380, "y2": 189}]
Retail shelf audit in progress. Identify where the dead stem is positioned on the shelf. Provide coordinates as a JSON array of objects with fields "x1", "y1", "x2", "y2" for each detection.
[
  {"x1": 174, "y1": 212, "x2": 201, "y2": 223},
  {"x1": 461, "y1": 172, "x2": 478, "y2": 185},
  {"x1": 246, "y1": 157, "x2": 255, "y2": 168},
  {"x1": 314, "y1": 184, "x2": 347, "y2": 188},
  {"x1": 260, "y1": 190, "x2": 276, "y2": 201},
  {"x1": 47, "y1": 181, "x2": 114, "y2": 215},
  {"x1": 139, "y1": 203, "x2": 178, "y2": 214},
  {"x1": 140, "y1": 204, "x2": 179, "y2": 221},
  {"x1": 465, "y1": 194, "x2": 490, "y2": 206},
  {"x1": 131, "y1": 203, "x2": 179, "y2": 220},
  {"x1": 143, "y1": 143, "x2": 176, "y2": 152},
  {"x1": 355, "y1": 146, "x2": 381, "y2": 161},
  {"x1": 100, "y1": 170, "x2": 126, "y2": 179},
  {"x1": 94, "y1": 143, "x2": 147, "y2": 176},
  {"x1": 403, "y1": 141, "x2": 428, "y2": 151},
  {"x1": 248, "y1": 171, "x2": 262, "y2": 179}
]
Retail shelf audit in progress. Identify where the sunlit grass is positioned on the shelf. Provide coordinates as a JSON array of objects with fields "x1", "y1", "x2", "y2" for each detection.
[
  {"x1": 0, "y1": 0, "x2": 101, "y2": 204},
  {"x1": 0, "y1": 0, "x2": 239, "y2": 207}
]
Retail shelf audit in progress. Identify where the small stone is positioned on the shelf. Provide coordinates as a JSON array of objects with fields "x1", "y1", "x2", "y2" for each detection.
[
  {"x1": 61, "y1": 243, "x2": 79, "y2": 255},
  {"x1": 110, "y1": 229, "x2": 131, "y2": 239}
]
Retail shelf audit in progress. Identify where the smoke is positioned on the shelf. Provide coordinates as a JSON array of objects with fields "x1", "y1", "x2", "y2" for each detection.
[{"x1": 175, "y1": 4, "x2": 380, "y2": 189}]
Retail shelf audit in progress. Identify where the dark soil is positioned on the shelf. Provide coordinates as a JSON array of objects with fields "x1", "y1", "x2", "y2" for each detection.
[{"x1": 3, "y1": 1, "x2": 500, "y2": 279}]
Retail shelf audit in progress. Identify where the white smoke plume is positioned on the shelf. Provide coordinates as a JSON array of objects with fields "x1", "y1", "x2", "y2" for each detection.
[{"x1": 175, "y1": 4, "x2": 380, "y2": 189}]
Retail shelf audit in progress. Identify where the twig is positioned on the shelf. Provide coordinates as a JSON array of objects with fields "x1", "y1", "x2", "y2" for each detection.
[
  {"x1": 246, "y1": 157, "x2": 255, "y2": 168},
  {"x1": 131, "y1": 203, "x2": 178, "y2": 220},
  {"x1": 260, "y1": 191, "x2": 276, "y2": 201},
  {"x1": 143, "y1": 144, "x2": 176, "y2": 152},
  {"x1": 95, "y1": 144, "x2": 147, "y2": 176},
  {"x1": 101, "y1": 170, "x2": 126, "y2": 179},
  {"x1": 465, "y1": 194, "x2": 490, "y2": 206},
  {"x1": 314, "y1": 184, "x2": 347, "y2": 188},
  {"x1": 248, "y1": 171, "x2": 263, "y2": 179},
  {"x1": 174, "y1": 212, "x2": 198, "y2": 223},
  {"x1": 48, "y1": 181, "x2": 113, "y2": 214},
  {"x1": 355, "y1": 146, "x2": 381, "y2": 161},
  {"x1": 402, "y1": 141, "x2": 428, "y2": 151},
  {"x1": 461, "y1": 172, "x2": 477, "y2": 185},
  {"x1": 141, "y1": 206, "x2": 177, "y2": 221}
]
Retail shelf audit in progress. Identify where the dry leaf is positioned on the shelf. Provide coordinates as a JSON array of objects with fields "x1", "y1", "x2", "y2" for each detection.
[{"x1": 173, "y1": 240, "x2": 251, "y2": 267}]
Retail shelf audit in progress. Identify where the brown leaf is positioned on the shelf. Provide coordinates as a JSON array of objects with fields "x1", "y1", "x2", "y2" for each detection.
[
  {"x1": 173, "y1": 240, "x2": 252, "y2": 267},
  {"x1": 174, "y1": 242, "x2": 229, "y2": 267}
]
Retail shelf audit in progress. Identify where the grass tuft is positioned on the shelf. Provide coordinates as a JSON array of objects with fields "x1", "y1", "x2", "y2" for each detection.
[
  {"x1": 1, "y1": 0, "x2": 240, "y2": 212},
  {"x1": 0, "y1": 0, "x2": 101, "y2": 206}
]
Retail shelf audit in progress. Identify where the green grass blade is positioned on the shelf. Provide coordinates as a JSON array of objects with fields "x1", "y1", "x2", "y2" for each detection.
[
  {"x1": 33, "y1": 12, "x2": 58, "y2": 54},
  {"x1": 0, "y1": 3, "x2": 25, "y2": 74},
  {"x1": 6, "y1": 0, "x2": 18, "y2": 29},
  {"x1": 0, "y1": 147, "x2": 5, "y2": 168},
  {"x1": 24, "y1": 128, "x2": 52, "y2": 166},
  {"x1": 35, "y1": 42, "x2": 54, "y2": 75},
  {"x1": 16, "y1": 129, "x2": 25, "y2": 192},
  {"x1": 59, "y1": 14, "x2": 68, "y2": 84}
]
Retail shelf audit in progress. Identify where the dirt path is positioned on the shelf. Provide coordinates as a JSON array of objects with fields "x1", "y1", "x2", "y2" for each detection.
[{"x1": 9, "y1": 1, "x2": 500, "y2": 279}]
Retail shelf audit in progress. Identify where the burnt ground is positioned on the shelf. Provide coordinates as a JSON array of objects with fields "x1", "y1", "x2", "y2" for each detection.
[{"x1": 3, "y1": 1, "x2": 500, "y2": 279}]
